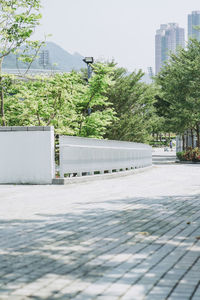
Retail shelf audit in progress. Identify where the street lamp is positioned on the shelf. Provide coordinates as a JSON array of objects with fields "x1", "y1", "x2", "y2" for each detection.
[
  {"x1": 83, "y1": 56, "x2": 94, "y2": 80},
  {"x1": 83, "y1": 57, "x2": 94, "y2": 64},
  {"x1": 83, "y1": 57, "x2": 94, "y2": 115}
]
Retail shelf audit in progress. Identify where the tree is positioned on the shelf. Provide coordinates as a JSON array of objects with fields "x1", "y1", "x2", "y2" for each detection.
[
  {"x1": 0, "y1": 0, "x2": 42, "y2": 125},
  {"x1": 77, "y1": 62, "x2": 116, "y2": 138},
  {"x1": 105, "y1": 66, "x2": 157, "y2": 143},
  {"x1": 3, "y1": 63, "x2": 117, "y2": 138},
  {"x1": 156, "y1": 38, "x2": 200, "y2": 147}
]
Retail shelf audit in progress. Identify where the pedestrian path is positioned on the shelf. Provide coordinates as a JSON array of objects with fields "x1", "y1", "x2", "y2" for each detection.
[
  {"x1": 152, "y1": 148, "x2": 177, "y2": 165},
  {"x1": 0, "y1": 150, "x2": 200, "y2": 299}
]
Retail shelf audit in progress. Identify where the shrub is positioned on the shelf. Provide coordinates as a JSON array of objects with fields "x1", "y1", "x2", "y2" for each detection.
[
  {"x1": 177, "y1": 147, "x2": 200, "y2": 162},
  {"x1": 176, "y1": 151, "x2": 187, "y2": 161}
]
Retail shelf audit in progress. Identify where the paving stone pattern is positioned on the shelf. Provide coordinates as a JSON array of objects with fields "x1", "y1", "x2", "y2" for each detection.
[{"x1": 0, "y1": 150, "x2": 200, "y2": 299}]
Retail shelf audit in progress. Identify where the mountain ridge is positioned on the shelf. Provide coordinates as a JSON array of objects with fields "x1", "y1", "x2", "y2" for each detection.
[{"x1": 2, "y1": 41, "x2": 85, "y2": 72}]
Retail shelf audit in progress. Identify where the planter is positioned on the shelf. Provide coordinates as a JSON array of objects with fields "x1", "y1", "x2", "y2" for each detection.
[{"x1": 176, "y1": 160, "x2": 200, "y2": 164}]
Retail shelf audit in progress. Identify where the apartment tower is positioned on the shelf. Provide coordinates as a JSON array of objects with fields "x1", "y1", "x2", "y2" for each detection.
[
  {"x1": 155, "y1": 23, "x2": 185, "y2": 74},
  {"x1": 188, "y1": 11, "x2": 200, "y2": 41}
]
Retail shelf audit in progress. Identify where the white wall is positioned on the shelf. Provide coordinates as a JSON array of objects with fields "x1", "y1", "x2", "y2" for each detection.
[
  {"x1": 176, "y1": 135, "x2": 182, "y2": 152},
  {"x1": 0, "y1": 127, "x2": 55, "y2": 184},
  {"x1": 59, "y1": 136, "x2": 152, "y2": 177}
]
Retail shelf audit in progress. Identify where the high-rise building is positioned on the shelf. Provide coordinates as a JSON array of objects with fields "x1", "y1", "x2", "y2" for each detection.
[
  {"x1": 147, "y1": 67, "x2": 154, "y2": 78},
  {"x1": 155, "y1": 23, "x2": 185, "y2": 74},
  {"x1": 188, "y1": 11, "x2": 200, "y2": 41}
]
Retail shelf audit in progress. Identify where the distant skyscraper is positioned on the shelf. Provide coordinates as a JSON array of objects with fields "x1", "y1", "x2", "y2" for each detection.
[
  {"x1": 147, "y1": 67, "x2": 154, "y2": 78},
  {"x1": 188, "y1": 11, "x2": 200, "y2": 41},
  {"x1": 39, "y1": 50, "x2": 50, "y2": 69},
  {"x1": 155, "y1": 23, "x2": 185, "y2": 74}
]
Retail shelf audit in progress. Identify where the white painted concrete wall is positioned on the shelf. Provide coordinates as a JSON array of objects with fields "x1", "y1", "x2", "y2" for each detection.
[
  {"x1": 176, "y1": 136, "x2": 183, "y2": 152},
  {"x1": 176, "y1": 133, "x2": 197, "y2": 152},
  {"x1": 0, "y1": 127, "x2": 55, "y2": 184},
  {"x1": 59, "y1": 136, "x2": 152, "y2": 177}
]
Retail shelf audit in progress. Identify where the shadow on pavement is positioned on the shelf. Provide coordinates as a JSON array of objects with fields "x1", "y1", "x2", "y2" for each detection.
[{"x1": 0, "y1": 193, "x2": 200, "y2": 299}]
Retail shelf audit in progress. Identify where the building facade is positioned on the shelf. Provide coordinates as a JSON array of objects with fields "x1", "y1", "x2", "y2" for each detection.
[
  {"x1": 155, "y1": 23, "x2": 185, "y2": 74},
  {"x1": 188, "y1": 11, "x2": 200, "y2": 41}
]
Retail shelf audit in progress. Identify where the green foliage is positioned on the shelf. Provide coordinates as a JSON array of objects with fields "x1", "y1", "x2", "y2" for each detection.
[
  {"x1": 177, "y1": 147, "x2": 200, "y2": 162},
  {"x1": 78, "y1": 63, "x2": 117, "y2": 138},
  {"x1": 149, "y1": 140, "x2": 169, "y2": 147},
  {"x1": 0, "y1": 0, "x2": 42, "y2": 60},
  {"x1": 155, "y1": 38, "x2": 200, "y2": 145},
  {"x1": 176, "y1": 151, "x2": 186, "y2": 161},
  {"x1": 153, "y1": 92, "x2": 174, "y2": 134},
  {"x1": 2, "y1": 63, "x2": 116, "y2": 138},
  {"x1": 0, "y1": 0, "x2": 43, "y2": 125},
  {"x1": 105, "y1": 66, "x2": 157, "y2": 143}
]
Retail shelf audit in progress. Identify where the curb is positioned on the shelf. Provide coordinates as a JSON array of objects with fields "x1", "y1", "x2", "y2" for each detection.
[
  {"x1": 52, "y1": 166, "x2": 153, "y2": 185},
  {"x1": 175, "y1": 161, "x2": 200, "y2": 164},
  {"x1": 153, "y1": 161, "x2": 176, "y2": 165}
]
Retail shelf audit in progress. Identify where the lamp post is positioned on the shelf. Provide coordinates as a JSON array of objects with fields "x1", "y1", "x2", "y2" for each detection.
[
  {"x1": 83, "y1": 57, "x2": 94, "y2": 115},
  {"x1": 83, "y1": 57, "x2": 93, "y2": 80}
]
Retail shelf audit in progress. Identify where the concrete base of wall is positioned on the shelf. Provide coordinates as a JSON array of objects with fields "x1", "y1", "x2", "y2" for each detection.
[{"x1": 52, "y1": 166, "x2": 153, "y2": 185}]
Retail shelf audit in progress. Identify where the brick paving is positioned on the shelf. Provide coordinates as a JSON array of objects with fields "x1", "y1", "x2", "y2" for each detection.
[{"x1": 0, "y1": 150, "x2": 200, "y2": 299}]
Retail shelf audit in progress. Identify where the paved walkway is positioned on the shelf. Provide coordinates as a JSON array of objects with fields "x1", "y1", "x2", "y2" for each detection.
[{"x1": 0, "y1": 149, "x2": 200, "y2": 300}]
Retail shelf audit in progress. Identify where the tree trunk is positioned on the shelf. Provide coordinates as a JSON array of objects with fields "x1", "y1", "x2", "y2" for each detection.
[
  {"x1": 196, "y1": 124, "x2": 200, "y2": 149},
  {"x1": 191, "y1": 129, "x2": 194, "y2": 148},
  {"x1": 186, "y1": 130, "x2": 188, "y2": 149},
  {"x1": 0, "y1": 58, "x2": 5, "y2": 126},
  {"x1": 182, "y1": 134, "x2": 185, "y2": 151},
  {"x1": 79, "y1": 117, "x2": 84, "y2": 136}
]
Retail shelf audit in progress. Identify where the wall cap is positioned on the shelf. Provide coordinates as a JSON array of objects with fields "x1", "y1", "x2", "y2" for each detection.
[{"x1": 0, "y1": 126, "x2": 54, "y2": 132}]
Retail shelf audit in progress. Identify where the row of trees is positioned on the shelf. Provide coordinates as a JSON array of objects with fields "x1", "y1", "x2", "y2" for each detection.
[
  {"x1": 1, "y1": 63, "x2": 159, "y2": 142},
  {"x1": 2, "y1": 0, "x2": 200, "y2": 146},
  {"x1": 2, "y1": 64, "x2": 116, "y2": 138},
  {"x1": 0, "y1": 0, "x2": 159, "y2": 143}
]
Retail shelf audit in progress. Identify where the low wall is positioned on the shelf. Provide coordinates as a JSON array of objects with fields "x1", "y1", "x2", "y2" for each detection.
[
  {"x1": 59, "y1": 136, "x2": 152, "y2": 177},
  {"x1": 0, "y1": 127, "x2": 55, "y2": 184},
  {"x1": 176, "y1": 136, "x2": 183, "y2": 152},
  {"x1": 176, "y1": 133, "x2": 197, "y2": 152}
]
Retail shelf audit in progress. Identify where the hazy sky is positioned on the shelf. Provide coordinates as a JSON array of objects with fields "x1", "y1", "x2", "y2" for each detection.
[{"x1": 34, "y1": 0, "x2": 200, "y2": 73}]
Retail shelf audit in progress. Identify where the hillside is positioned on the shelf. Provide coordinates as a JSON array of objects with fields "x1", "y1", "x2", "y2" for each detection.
[{"x1": 2, "y1": 42, "x2": 85, "y2": 72}]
